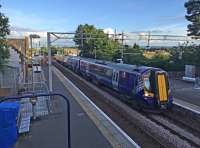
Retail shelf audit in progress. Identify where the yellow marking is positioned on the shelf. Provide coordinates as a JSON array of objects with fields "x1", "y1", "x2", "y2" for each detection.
[
  {"x1": 158, "y1": 74, "x2": 168, "y2": 102},
  {"x1": 161, "y1": 75, "x2": 167, "y2": 101},
  {"x1": 158, "y1": 75, "x2": 163, "y2": 101}
]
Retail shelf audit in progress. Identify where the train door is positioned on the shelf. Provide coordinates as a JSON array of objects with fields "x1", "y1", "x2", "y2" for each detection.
[{"x1": 112, "y1": 70, "x2": 119, "y2": 90}]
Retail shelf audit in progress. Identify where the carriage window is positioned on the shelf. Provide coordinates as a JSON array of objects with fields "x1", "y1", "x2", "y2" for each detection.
[
  {"x1": 113, "y1": 72, "x2": 115, "y2": 80},
  {"x1": 116, "y1": 73, "x2": 119, "y2": 81},
  {"x1": 122, "y1": 72, "x2": 126, "y2": 78}
]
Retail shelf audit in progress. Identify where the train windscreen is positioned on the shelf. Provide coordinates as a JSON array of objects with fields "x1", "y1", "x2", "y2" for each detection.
[{"x1": 143, "y1": 72, "x2": 154, "y2": 97}]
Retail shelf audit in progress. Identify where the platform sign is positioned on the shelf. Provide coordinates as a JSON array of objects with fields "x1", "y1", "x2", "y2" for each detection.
[{"x1": 185, "y1": 65, "x2": 196, "y2": 78}]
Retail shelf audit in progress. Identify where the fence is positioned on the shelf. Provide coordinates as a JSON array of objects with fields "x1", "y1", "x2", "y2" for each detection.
[{"x1": 0, "y1": 66, "x2": 20, "y2": 95}]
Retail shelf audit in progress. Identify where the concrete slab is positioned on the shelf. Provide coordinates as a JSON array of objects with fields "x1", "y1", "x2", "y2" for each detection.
[
  {"x1": 15, "y1": 66, "x2": 112, "y2": 148},
  {"x1": 170, "y1": 79, "x2": 200, "y2": 114},
  {"x1": 174, "y1": 98, "x2": 200, "y2": 115},
  {"x1": 171, "y1": 79, "x2": 200, "y2": 107}
]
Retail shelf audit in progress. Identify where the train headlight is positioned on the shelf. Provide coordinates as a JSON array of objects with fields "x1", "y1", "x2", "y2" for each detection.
[{"x1": 144, "y1": 91, "x2": 154, "y2": 98}]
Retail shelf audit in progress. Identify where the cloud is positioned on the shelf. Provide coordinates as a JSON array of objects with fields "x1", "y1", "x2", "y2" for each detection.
[
  {"x1": 3, "y1": 8, "x2": 68, "y2": 31},
  {"x1": 103, "y1": 28, "x2": 115, "y2": 35},
  {"x1": 8, "y1": 26, "x2": 77, "y2": 47},
  {"x1": 8, "y1": 22, "x2": 197, "y2": 48},
  {"x1": 159, "y1": 15, "x2": 185, "y2": 21},
  {"x1": 147, "y1": 24, "x2": 188, "y2": 35},
  {"x1": 4, "y1": 8, "x2": 44, "y2": 28},
  {"x1": 7, "y1": 25, "x2": 47, "y2": 47},
  {"x1": 113, "y1": 24, "x2": 199, "y2": 47},
  {"x1": 9, "y1": 26, "x2": 46, "y2": 38},
  {"x1": 10, "y1": 26, "x2": 43, "y2": 33}
]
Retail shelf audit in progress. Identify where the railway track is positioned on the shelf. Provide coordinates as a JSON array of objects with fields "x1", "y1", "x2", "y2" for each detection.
[
  {"x1": 53, "y1": 61, "x2": 200, "y2": 148},
  {"x1": 101, "y1": 80, "x2": 200, "y2": 147},
  {"x1": 100, "y1": 80, "x2": 200, "y2": 148}
]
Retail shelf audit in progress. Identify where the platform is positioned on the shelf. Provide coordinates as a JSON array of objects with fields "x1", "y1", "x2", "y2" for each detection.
[
  {"x1": 171, "y1": 79, "x2": 200, "y2": 114},
  {"x1": 51, "y1": 66, "x2": 139, "y2": 148},
  {"x1": 171, "y1": 79, "x2": 200, "y2": 106},
  {"x1": 173, "y1": 98, "x2": 200, "y2": 115},
  {"x1": 15, "y1": 66, "x2": 114, "y2": 148}
]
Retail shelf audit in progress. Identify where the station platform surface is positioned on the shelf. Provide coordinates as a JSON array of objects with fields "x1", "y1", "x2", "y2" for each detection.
[
  {"x1": 15, "y1": 66, "x2": 112, "y2": 148},
  {"x1": 171, "y1": 79, "x2": 200, "y2": 106},
  {"x1": 171, "y1": 79, "x2": 200, "y2": 114}
]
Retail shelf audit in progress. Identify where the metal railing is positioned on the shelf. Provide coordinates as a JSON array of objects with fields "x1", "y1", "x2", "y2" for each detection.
[
  {"x1": 20, "y1": 82, "x2": 49, "y2": 94},
  {"x1": 0, "y1": 92, "x2": 71, "y2": 148},
  {"x1": 0, "y1": 67, "x2": 20, "y2": 95}
]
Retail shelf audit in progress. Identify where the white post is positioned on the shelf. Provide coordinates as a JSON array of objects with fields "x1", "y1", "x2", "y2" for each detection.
[{"x1": 47, "y1": 32, "x2": 53, "y2": 92}]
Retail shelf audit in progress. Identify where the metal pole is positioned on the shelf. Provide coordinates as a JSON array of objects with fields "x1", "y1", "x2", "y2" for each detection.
[
  {"x1": 114, "y1": 29, "x2": 117, "y2": 42},
  {"x1": 81, "y1": 31, "x2": 83, "y2": 56},
  {"x1": 94, "y1": 47, "x2": 96, "y2": 59},
  {"x1": 47, "y1": 32, "x2": 53, "y2": 92},
  {"x1": 30, "y1": 37, "x2": 34, "y2": 90},
  {"x1": 147, "y1": 31, "x2": 151, "y2": 48},
  {"x1": 121, "y1": 31, "x2": 124, "y2": 63}
]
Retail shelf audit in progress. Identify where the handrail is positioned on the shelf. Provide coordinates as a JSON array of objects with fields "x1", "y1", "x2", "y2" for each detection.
[{"x1": 0, "y1": 92, "x2": 71, "y2": 148}]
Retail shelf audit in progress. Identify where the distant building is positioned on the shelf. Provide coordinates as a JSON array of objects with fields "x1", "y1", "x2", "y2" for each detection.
[
  {"x1": 7, "y1": 37, "x2": 29, "y2": 83},
  {"x1": 63, "y1": 47, "x2": 80, "y2": 56}
]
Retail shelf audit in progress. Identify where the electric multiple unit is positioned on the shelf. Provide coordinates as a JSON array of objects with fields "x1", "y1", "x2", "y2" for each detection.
[{"x1": 57, "y1": 56, "x2": 173, "y2": 110}]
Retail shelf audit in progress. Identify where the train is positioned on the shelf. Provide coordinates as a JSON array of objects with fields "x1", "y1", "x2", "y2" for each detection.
[{"x1": 56, "y1": 56, "x2": 173, "y2": 110}]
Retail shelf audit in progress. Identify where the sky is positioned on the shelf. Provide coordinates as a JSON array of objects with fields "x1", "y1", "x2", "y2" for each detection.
[{"x1": 2, "y1": 0, "x2": 189, "y2": 34}]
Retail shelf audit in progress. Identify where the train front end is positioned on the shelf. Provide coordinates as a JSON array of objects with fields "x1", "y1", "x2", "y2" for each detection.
[{"x1": 141, "y1": 69, "x2": 173, "y2": 110}]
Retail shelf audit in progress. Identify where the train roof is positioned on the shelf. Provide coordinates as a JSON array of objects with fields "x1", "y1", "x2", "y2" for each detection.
[
  {"x1": 107, "y1": 62, "x2": 158, "y2": 74},
  {"x1": 78, "y1": 57, "x2": 156, "y2": 74},
  {"x1": 66, "y1": 56, "x2": 161, "y2": 74}
]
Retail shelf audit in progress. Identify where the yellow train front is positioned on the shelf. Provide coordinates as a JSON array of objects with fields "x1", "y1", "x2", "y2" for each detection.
[{"x1": 137, "y1": 68, "x2": 173, "y2": 110}]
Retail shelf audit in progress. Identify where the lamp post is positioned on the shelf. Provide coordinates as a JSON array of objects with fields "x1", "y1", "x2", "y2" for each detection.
[
  {"x1": 29, "y1": 34, "x2": 40, "y2": 90},
  {"x1": 47, "y1": 32, "x2": 52, "y2": 92},
  {"x1": 94, "y1": 46, "x2": 97, "y2": 59}
]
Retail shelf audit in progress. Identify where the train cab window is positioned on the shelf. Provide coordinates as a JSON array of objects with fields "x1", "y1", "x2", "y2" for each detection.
[
  {"x1": 144, "y1": 77, "x2": 151, "y2": 92},
  {"x1": 143, "y1": 71, "x2": 152, "y2": 93}
]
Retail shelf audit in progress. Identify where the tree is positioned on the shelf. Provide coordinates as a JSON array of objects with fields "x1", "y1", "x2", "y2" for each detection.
[
  {"x1": 50, "y1": 46, "x2": 59, "y2": 56},
  {"x1": 74, "y1": 24, "x2": 96, "y2": 57},
  {"x1": 74, "y1": 24, "x2": 120, "y2": 60},
  {"x1": 122, "y1": 45, "x2": 146, "y2": 65},
  {"x1": 41, "y1": 47, "x2": 48, "y2": 55},
  {"x1": 0, "y1": 5, "x2": 10, "y2": 68},
  {"x1": 185, "y1": 0, "x2": 200, "y2": 37},
  {"x1": 182, "y1": 45, "x2": 200, "y2": 66}
]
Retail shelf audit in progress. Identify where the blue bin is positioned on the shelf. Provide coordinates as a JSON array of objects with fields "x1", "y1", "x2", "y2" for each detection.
[
  {"x1": 0, "y1": 102, "x2": 20, "y2": 127},
  {"x1": 0, "y1": 102, "x2": 20, "y2": 148},
  {"x1": 0, "y1": 124, "x2": 18, "y2": 148}
]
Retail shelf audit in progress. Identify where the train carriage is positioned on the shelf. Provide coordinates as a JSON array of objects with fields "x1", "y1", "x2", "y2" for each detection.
[
  {"x1": 88, "y1": 63, "x2": 113, "y2": 87},
  {"x1": 59, "y1": 56, "x2": 173, "y2": 110}
]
